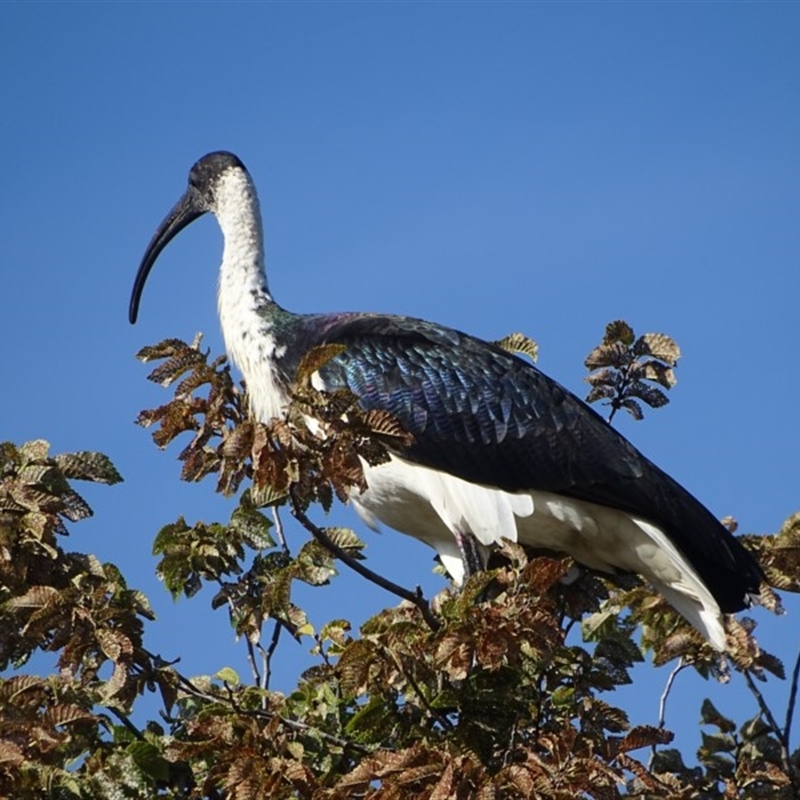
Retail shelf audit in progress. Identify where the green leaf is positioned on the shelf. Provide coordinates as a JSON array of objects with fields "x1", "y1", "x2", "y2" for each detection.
[
  {"x1": 581, "y1": 609, "x2": 620, "y2": 642},
  {"x1": 344, "y1": 695, "x2": 398, "y2": 744},
  {"x1": 229, "y1": 502, "x2": 275, "y2": 549},
  {"x1": 127, "y1": 740, "x2": 171, "y2": 782},
  {"x1": 250, "y1": 481, "x2": 289, "y2": 508},
  {"x1": 294, "y1": 541, "x2": 337, "y2": 586},
  {"x1": 550, "y1": 686, "x2": 575, "y2": 706},
  {"x1": 320, "y1": 619, "x2": 352, "y2": 645},
  {"x1": 296, "y1": 622, "x2": 315, "y2": 638},
  {"x1": 322, "y1": 526, "x2": 365, "y2": 554},
  {"x1": 215, "y1": 666, "x2": 240, "y2": 686}
]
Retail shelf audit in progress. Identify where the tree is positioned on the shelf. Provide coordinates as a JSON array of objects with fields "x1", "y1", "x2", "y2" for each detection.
[{"x1": 1, "y1": 322, "x2": 799, "y2": 798}]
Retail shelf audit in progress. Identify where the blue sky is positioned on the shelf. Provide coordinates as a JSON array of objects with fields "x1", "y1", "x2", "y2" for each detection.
[{"x1": 2, "y1": 2, "x2": 798, "y2": 756}]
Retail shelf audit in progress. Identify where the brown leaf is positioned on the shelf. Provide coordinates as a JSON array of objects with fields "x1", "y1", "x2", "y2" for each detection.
[
  {"x1": 521, "y1": 556, "x2": 570, "y2": 594},
  {"x1": 585, "y1": 342, "x2": 629, "y2": 370},
  {"x1": 621, "y1": 398, "x2": 644, "y2": 421},
  {"x1": 604, "y1": 320, "x2": 636, "y2": 346},
  {"x1": 0, "y1": 740, "x2": 25, "y2": 766},
  {"x1": 627, "y1": 381, "x2": 669, "y2": 409},
  {"x1": 6, "y1": 584, "x2": 60, "y2": 609},
  {"x1": 585, "y1": 385, "x2": 617, "y2": 404},
  {"x1": 634, "y1": 332, "x2": 681, "y2": 365},
  {"x1": 617, "y1": 725, "x2": 673, "y2": 754},
  {"x1": 362, "y1": 409, "x2": 414, "y2": 449},
  {"x1": 294, "y1": 344, "x2": 347, "y2": 386},
  {"x1": 584, "y1": 367, "x2": 619, "y2": 387},
  {"x1": 639, "y1": 359, "x2": 677, "y2": 389},
  {"x1": 435, "y1": 632, "x2": 473, "y2": 680},
  {"x1": 494, "y1": 332, "x2": 539, "y2": 363},
  {"x1": 147, "y1": 349, "x2": 207, "y2": 388},
  {"x1": 42, "y1": 704, "x2": 96, "y2": 728}
]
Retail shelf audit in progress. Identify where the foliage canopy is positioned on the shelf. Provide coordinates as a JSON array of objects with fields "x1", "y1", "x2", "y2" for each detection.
[{"x1": 1, "y1": 322, "x2": 799, "y2": 798}]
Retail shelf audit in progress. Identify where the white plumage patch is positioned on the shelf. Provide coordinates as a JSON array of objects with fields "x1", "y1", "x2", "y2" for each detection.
[
  {"x1": 215, "y1": 169, "x2": 289, "y2": 422},
  {"x1": 353, "y1": 454, "x2": 727, "y2": 650}
]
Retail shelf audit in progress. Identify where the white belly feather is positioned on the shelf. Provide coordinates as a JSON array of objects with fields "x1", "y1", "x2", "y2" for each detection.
[
  {"x1": 241, "y1": 363, "x2": 726, "y2": 650},
  {"x1": 352, "y1": 454, "x2": 726, "y2": 650}
]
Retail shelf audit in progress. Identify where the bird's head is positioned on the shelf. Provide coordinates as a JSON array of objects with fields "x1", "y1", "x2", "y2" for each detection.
[{"x1": 129, "y1": 151, "x2": 249, "y2": 324}]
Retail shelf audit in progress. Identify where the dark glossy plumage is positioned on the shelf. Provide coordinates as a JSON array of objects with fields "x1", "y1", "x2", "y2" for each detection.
[{"x1": 273, "y1": 310, "x2": 763, "y2": 613}]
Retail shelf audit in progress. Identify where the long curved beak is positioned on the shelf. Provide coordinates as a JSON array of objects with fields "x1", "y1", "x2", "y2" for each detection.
[{"x1": 129, "y1": 189, "x2": 206, "y2": 324}]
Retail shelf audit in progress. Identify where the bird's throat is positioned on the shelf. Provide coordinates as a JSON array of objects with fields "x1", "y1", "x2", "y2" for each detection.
[{"x1": 215, "y1": 169, "x2": 289, "y2": 422}]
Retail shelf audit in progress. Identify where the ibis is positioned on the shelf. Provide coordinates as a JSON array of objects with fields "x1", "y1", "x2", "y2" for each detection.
[{"x1": 129, "y1": 151, "x2": 764, "y2": 650}]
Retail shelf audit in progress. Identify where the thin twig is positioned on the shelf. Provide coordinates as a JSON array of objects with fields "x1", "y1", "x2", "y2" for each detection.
[
  {"x1": 608, "y1": 367, "x2": 631, "y2": 424},
  {"x1": 263, "y1": 620, "x2": 283, "y2": 692},
  {"x1": 649, "y1": 658, "x2": 688, "y2": 768},
  {"x1": 290, "y1": 488, "x2": 441, "y2": 631},
  {"x1": 246, "y1": 639, "x2": 262, "y2": 688},
  {"x1": 314, "y1": 632, "x2": 333, "y2": 669},
  {"x1": 272, "y1": 505, "x2": 290, "y2": 555},
  {"x1": 174, "y1": 670, "x2": 370, "y2": 753},
  {"x1": 785, "y1": 646, "x2": 800, "y2": 751},
  {"x1": 104, "y1": 706, "x2": 144, "y2": 740},
  {"x1": 505, "y1": 720, "x2": 520, "y2": 767},
  {"x1": 391, "y1": 650, "x2": 453, "y2": 731},
  {"x1": 658, "y1": 658, "x2": 688, "y2": 729},
  {"x1": 743, "y1": 669, "x2": 792, "y2": 777},
  {"x1": 744, "y1": 669, "x2": 784, "y2": 739},
  {"x1": 218, "y1": 584, "x2": 263, "y2": 687}
]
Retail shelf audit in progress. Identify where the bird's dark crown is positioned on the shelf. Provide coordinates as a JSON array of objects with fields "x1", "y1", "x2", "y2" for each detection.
[{"x1": 188, "y1": 151, "x2": 247, "y2": 192}]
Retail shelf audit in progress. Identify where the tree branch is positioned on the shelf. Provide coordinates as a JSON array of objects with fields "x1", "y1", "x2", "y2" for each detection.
[
  {"x1": 105, "y1": 705, "x2": 144, "y2": 741},
  {"x1": 272, "y1": 505, "x2": 290, "y2": 555},
  {"x1": 289, "y1": 487, "x2": 441, "y2": 631},
  {"x1": 246, "y1": 638, "x2": 262, "y2": 688},
  {"x1": 262, "y1": 620, "x2": 283, "y2": 693},
  {"x1": 173, "y1": 670, "x2": 371, "y2": 754},
  {"x1": 649, "y1": 658, "x2": 688, "y2": 768},
  {"x1": 785, "y1": 646, "x2": 800, "y2": 751},
  {"x1": 743, "y1": 669, "x2": 793, "y2": 780},
  {"x1": 783, "y1": 648, "x2": 800, "y2": 797},
  {"x1": 391, "y1": 650, "x2": 454, "y2": 731},
  {"x1": 658, "y1": 659, "x2": 688, "y2": 730}
]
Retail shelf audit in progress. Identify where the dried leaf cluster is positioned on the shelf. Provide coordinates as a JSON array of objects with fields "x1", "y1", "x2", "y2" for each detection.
[
  {"x1": 2, "y1": 323, "x2": 799, "y2": 798},
  {"x1": 584, "y1": 320, "x2": 681, "y2": 421},
  {"x1": 136, "y1": 338, "x2": 412, "y2": 511}
]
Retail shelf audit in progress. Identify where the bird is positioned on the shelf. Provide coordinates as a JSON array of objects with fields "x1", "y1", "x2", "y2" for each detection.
[{"x1": 129, "y1": 151, "x2": 764, "y2": 650}]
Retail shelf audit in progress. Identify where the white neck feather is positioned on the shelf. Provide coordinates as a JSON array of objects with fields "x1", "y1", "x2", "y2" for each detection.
[{"x1": 215, "y1": 169, "x2": 289, "y2": 421}]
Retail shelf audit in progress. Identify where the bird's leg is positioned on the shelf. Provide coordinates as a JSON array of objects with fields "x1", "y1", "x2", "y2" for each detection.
[
  {"x1": 454, "y1": 530, "x2": 487, "y2": 582},
  {"x1": 455, "y1": 531, "x2": 505, "y2": 603}
]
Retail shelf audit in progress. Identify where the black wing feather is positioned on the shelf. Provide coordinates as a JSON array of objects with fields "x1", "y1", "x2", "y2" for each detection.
[{"x1": 278, "y1": 311, "x2": 763, "y2": 611}]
